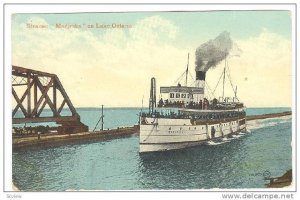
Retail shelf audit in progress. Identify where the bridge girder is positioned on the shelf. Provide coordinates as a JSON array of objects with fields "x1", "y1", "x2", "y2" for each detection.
[{"x1": 12, "y1": 65, "x2": 88, "y2": 133}]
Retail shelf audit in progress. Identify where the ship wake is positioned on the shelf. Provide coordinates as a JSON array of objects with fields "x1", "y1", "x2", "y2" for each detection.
[
  {"x1": 206, "y1": 132, "x2": 248, "y2": 146},
  {"x1": 247, "y1": 115, "x2": 292, "y2": 131}
]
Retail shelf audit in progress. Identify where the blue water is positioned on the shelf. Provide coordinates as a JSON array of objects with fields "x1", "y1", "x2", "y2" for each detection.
[
  {"x1": 78, "y1": 107, "x2": 141, "y2": 130},
  {"x1": 245, "y1": 107, "x2": 291, "y2": 116},
  {"x1": 13, "y1": 107, "x2": 291, "y2": 130},
  {"x1": 13, "y1": 107, "x2": 142, "y2": 130},
  {"x1": 12, "y1": 107, "x2": 292, "y2": 190}
]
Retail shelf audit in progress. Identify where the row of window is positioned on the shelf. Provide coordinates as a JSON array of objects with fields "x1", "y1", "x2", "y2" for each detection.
[
  {"x1": 167, "y1": 130, "x2": 207, "y2": 134},
  {"x1": 167, "y1": 122, "x2": 238, "y2": 131},
  {"x1": 169, "y1": 127, "x2": 202, "y2": 131},
  {"x1": 170, "y1": 93, "x2": 193, "y2": 99}
]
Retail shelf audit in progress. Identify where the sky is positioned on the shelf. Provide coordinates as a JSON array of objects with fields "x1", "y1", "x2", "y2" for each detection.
[{"x1": 11, "y1": 11, "x2": 292, "y2": 108}]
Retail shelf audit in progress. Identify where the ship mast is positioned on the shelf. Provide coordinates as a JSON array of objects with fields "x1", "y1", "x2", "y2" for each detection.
[
  {"x1": 222, "y1": 63, "x2": 226, "y2": 101},
  {"x1": 185, "y1": 53, "x2": 189, "y2": 86},
  {"x1": 221, "y1": 58, "x2": 239, "y2": 102}
]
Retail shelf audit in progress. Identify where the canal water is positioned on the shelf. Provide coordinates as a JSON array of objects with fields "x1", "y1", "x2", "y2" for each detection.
[{"x1": 12, "y1": 107, "x2": 292, "y2": 190}]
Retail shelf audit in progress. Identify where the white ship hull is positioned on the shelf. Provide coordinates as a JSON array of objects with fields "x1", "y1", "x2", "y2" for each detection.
[{"x1": 139, "y1": 117, "x2": 246, "y2": 153}]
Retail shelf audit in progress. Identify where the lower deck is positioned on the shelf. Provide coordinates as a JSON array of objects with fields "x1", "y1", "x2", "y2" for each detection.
[{"x1": 139, "y1": 117, "x2": 246, "y2": 152}]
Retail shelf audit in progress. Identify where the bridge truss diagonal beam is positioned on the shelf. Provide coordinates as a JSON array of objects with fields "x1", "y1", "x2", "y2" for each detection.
[{"x1": 12, "y1": 65, "x2": 88, "y2": 133}]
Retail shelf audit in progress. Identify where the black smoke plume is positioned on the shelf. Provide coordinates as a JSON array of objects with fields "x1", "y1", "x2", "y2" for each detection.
[{"x1": 195, "y1": 31, "x2": 233, "y2": 72}]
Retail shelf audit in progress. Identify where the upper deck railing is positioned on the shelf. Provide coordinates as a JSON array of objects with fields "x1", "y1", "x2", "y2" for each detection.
[{"x1": 157, "y1": 98, "x2": 244, "y2": 110}]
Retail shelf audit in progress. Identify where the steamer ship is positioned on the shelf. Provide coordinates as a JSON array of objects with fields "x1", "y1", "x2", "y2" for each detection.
[{"x1": 139, "y1": 53, "x2": 246, "y2": 153}]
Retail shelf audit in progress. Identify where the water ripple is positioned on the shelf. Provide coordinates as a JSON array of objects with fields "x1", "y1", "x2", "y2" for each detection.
[{"x1": 13, "y1": 117, "x2": 292, "y2": 190}]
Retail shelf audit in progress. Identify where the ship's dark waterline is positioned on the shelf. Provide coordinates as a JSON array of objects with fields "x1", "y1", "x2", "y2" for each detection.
[{"x1": 12, "y1": 108, "x2": 292, "y2": 190}]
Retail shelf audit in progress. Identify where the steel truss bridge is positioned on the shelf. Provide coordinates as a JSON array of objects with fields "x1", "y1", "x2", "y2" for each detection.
[{"x1": 12, "y1": 65, "x2": 88, "y2": 133}]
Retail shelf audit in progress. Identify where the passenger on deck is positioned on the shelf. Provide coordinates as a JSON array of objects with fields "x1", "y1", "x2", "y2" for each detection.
[
  {"x1": 203, "y1": 98, "x2": 207, "y2": 110},
  {"x1": 164, "y1": 99, "x2": 169, "y2": 106},
  {"x1": 158, "y1": 98, "x2": 164, "y2": 107},
  {"x1": 206, "y1": 99, "x2": 210, "y2": 109},
  {"x1": 212, "y1": 98, "x2": 218, "y2": 109},
  {"x1": 188, "y1": 101, "x2": 193, "y2": 108}
]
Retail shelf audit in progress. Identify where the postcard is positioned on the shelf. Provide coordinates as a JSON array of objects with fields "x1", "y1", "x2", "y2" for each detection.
[{"x1": 2, "y1": 2, "x2": 298, "y2": 200}]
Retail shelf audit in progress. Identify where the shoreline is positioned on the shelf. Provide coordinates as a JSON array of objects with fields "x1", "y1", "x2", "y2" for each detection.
[
  {"x1": 246, "y1": 111, "x2": 292, "y2": 121},
  {"x1": 13, "y1": 126, "x2": 139, "y2": 150},
  {"x1": 12, "y1": 111, "x2": 291, "y2": 150}
]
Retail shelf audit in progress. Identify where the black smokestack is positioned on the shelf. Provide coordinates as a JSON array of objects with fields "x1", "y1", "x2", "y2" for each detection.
[
  {"x1": 195, "y1": 31, "x2": 233, "y2": 72},
  {"x1": 196, "y1": 71, "x2": 206, "y2": 81}
]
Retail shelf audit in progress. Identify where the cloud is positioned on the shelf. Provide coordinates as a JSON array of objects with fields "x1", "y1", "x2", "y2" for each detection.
[
  {"x1": 206, "y1": 29, "x2": 292, "y2": 107},
  {"x1": 130, "y1": 15, "x2": 178, "y2": 42},
  {"x1": 12, "y1": 15, "x2": 187, "y2": 107},
  {"x1": 12, "y1": 15, "x2": 292, "y2": 108}
]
